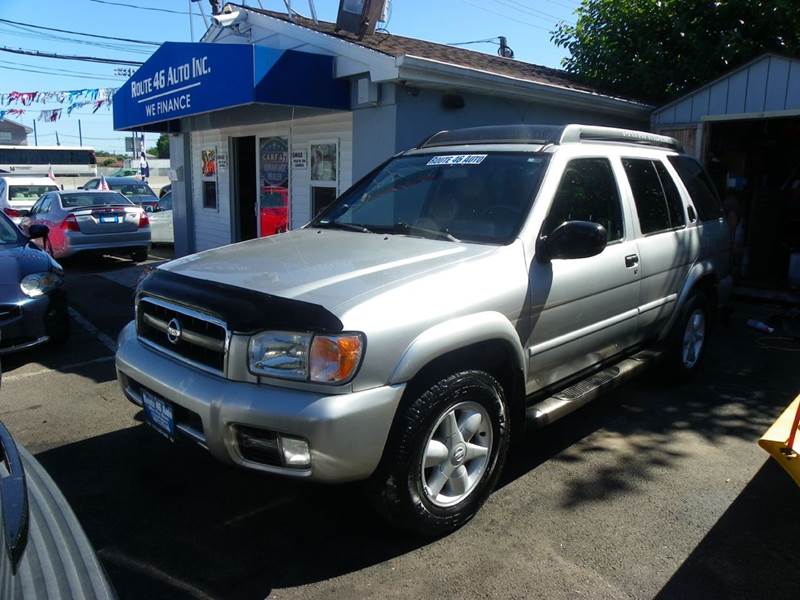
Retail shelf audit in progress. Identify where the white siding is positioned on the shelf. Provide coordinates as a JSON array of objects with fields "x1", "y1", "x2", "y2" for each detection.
[
  {"x1": 189, "y1": 111, "x2": 352, "y2": 251},
  {"x1": 190, "y1": 129, "x2": 231, "y2": 251}
]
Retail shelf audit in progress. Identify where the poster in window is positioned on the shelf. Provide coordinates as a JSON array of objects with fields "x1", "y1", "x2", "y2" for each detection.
[
  {"x1": 258, "y1": 136, "x2": 289, "y2": 237},
  {"x1": 201, "y1": 147, "x2": 217, "y2": 177},
  {"x1": 310, "y1": 143, "x2": 337, "y2": 182}
]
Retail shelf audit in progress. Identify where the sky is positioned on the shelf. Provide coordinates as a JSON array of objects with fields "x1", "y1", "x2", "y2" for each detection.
[{"x1": 0, "y1": 0, "x2": 579, "y2": 154}]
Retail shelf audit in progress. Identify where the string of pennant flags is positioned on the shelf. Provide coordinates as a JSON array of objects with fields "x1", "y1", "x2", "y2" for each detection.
[{"x1": 0, "y1": 87, "x2": 116, "y2": 122}]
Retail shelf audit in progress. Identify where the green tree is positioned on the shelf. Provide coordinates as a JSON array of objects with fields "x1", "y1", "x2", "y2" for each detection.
[
  {"x1": 147, "y1": 133, "x2": 170, "y2": 159},
  {"x1": 552, "y1": 0, "x2": 800, "y2": 103}
]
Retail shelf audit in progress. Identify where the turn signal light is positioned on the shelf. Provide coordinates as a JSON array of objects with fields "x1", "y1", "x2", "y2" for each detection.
[
  {"x1": 138, "y1": 211, "x2": 149, "y2": 228},
  {"x1": 309, "y1": 334, "x2": 363, "y2": 383},
  {"x1": 61, "y1": 213, "x2": 80, "y2": 232}
]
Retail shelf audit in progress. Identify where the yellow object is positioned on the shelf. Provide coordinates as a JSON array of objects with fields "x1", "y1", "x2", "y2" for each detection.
[{"x1": 759, "y1": 395, "x2": 800, "y2": 487}]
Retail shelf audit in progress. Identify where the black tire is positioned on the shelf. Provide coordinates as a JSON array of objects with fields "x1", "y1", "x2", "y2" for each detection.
[
  {"x1": 131, "y1": 247, "x2": 149, "y2": 263},
  {"x1": 367, "y1": 370, "x2": 510, "y2": 537},
  {"x1": 663, "y1": 291, "x2": 708, "y2": 380},
  {"x1": 45, "y1": 294, "x2": 70, "y2": 345}
]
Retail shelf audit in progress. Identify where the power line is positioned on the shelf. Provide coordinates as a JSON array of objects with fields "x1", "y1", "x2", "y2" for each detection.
[
  {"x1": 0, "y1": 46, "x2": 143, "y2": 66},
  {"x1": 0, "y1": 17, "x2": 160, "y2": 46},
  {"x1": 0, "y1": 64, "x2": 125, "y2": 82},
  {"x1": 0, "y1": 25, "x2": 153, "y2": 56},
  {"x1": 493, "y1": 0, "x2": 563, "y2": 22},
  {"x1": 457, "y1": 0, "x2": 550, "y2": 32},
  {"x1": 88, "y1": 0, "x2": 202, "y2": 17}
]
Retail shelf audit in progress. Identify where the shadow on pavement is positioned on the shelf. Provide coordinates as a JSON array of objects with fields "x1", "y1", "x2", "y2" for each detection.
[
  {"x1": 35, "y1": 421, "x2": 425, "y2": 600},
  {"x1": 31, "y1": 304, "x2": 800, "y2": 599},
  {"x1": 655, "y1": 459, "x2": 800, "y2": 599}
]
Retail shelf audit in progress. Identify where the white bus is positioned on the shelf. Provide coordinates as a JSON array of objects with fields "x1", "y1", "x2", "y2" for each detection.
[{"x1": 0, "y1": 146, "x2": 97, "y2": 177}]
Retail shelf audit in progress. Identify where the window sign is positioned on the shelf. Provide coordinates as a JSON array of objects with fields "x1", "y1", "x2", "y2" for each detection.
[
  {"x1": 292, "y1": 147, "x2": 308, "y2": 169},
  {"x1": 311, "y1": 142, "x2": 337, "y2": 182},
  {"x1": 201, "y1": 145, "x2": 217, "y2": 210},
  {"x1": 258, "y1": 136, "x2": 289, "y2": 237}
]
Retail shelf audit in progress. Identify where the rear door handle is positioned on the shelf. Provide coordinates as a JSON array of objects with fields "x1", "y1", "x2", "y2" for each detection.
[{"x1": 625, "y1": 254, "x2": 639, "y2": 268}]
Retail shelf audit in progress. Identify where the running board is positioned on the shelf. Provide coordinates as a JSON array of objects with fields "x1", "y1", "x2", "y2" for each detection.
[{"x1": 526, "y1": 349, "x2": 661, "y2": 427}]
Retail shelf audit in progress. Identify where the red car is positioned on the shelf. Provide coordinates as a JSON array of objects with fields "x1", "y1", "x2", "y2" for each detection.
[{"x1": 259, "y1": 186, "x2": 288, "y2": 236}]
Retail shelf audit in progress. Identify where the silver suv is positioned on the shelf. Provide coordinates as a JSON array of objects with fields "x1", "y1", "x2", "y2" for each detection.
[{"x1": 116, "y1": 125, "x2": 731, "y2": 535}]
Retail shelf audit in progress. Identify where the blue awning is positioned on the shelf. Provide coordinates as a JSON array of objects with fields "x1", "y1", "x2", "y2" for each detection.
[{"x1": 113, "y1": 42, "x2": 350, "y2": 132}]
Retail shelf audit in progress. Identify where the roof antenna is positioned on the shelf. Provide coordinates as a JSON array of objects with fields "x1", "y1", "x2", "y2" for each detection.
[
  {"x1": 498, "y1": 36, "x2": 514, "y2": 59},
  {"x1": 308, "y1": 0, "x2": 318, "y2": 23}
]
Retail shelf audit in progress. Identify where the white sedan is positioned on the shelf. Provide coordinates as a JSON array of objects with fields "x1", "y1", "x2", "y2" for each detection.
[{"x1": 148, "y1": 192, "x2": 173, "y2": 244}]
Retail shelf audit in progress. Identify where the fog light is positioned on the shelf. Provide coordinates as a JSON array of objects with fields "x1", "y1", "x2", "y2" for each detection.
[{"x1": 280, "y1": 436, "x2": 311, "y2": 468}]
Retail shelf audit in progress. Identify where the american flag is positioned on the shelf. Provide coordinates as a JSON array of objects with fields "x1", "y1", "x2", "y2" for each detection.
[
  {"x1": 47, "y1": 164, "x2": 56, "y2": 182},
  {"x1": 98, "y1": 176, "x2": 110, "y2": 191}
]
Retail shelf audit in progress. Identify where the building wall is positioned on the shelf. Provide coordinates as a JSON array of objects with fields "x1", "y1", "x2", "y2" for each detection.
[
  {"x1": 352, "y1": 84, "x2": 649, "y2": 179},
  {"x1": 0, "y1": 120, "x2": 29, "y2": 145},
  {"x1": 653, "y1": 54, "x2": 800, "y2": 128},
  {"x1": 187, "y1": 111, "x2": 353, "y2": 252}
]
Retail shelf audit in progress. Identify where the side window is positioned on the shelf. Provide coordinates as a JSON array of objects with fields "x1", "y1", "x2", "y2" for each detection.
[
  {"x1": 542, "y1": 158, "x2": 624, "y2": 242},
  {"x1": 30, "y1": 195, "x2": 45, "y2": 215},
  {"x1": 654, "y1": 162, "x2": 686, "y2": 228},
  {"x1": 623, "y1": 158, "x2": 672, "y2": 235},
  {"x1": 84, "y1": 179, "x2": 97, "y2": 190},
  {"x1": 667, "y1": 155, "x2": 723, "y2": 221},
  {"x1": 39, "y1": 196, "x2": 52, "y2": 213}
]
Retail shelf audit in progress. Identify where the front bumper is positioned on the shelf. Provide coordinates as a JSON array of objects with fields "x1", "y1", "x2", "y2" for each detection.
[
  {"x1": 115, "y1": 322, "x2": 405, "y2": 482},
  {"x1": 0, "y1": 291, "x2": 64, "y2": 355}
]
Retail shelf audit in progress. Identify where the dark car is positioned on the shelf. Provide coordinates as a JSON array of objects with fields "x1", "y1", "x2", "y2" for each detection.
[
  {"x1": 81, "y1": 177, "x2": 159, "y2": 211},
  {"x1": 158, "y1": 183, "x2": 171, "y2": 198},
  {"x1": 0, "y1": 357, "x2": 115, "y2": 597},
  {"x1": 0, "y1": 213, "x2": 69, "y2": 354}
]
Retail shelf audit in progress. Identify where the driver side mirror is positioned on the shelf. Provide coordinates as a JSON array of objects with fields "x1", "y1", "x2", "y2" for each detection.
[
  {"x1": 28, "y1": 224, "x2": 49, "y2": 240},
  {"x1": 537, "y1": 220, "x2": 607, "y2": 262}
]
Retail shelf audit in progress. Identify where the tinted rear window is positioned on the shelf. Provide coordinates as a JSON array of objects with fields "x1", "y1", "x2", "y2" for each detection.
[
  {"x1": 111, "y1": 183, "x2": 155, "y2": 197},
  {"x1": 667, "y1": 156, "x2": 722, "y2": 221},
  {"x1": 61, "y1": 192, "x2": 133, "y2": 208},
  {"x1": 9, "y1": 185, "x2": 58, "y2": 201}
]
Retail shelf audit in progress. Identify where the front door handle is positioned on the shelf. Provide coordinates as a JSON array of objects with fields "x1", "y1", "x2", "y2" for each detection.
[{"x1": 625, "y1": 254, "x2": 639, "y2": 268}]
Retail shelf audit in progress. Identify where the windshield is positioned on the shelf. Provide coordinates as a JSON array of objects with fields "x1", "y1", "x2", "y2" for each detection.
[
  {"x1": 9, "y1": 185, "x2": 58, "y2": 202},
  {"x1": 110, "y1": 183, "x2": 155, "y2": 198},
  {"x1": 312, "y1": 152, "x2": 550, "y2": 244},
  {"x1": 0, "y1": 213, "x2": 21, "y2": 244},
  {"x1": 61, "y1": 192, "x2": 133, "y2": 208}
]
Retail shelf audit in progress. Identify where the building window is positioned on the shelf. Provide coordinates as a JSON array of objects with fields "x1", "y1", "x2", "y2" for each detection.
[
  {"x1": 203, "y1": 180, "x2": 217, "y2": 209},
  {"x1": 310, "y1": 140, "x2": 338, "y2": 219}
]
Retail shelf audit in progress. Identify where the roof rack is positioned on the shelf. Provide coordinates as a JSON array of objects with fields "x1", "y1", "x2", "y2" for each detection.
[
  {"x1": 417, "y1": 124, "x2": 682, "y2": 152},
  {"x1": 559, "y1": 125, "x2": 682, "y2": 152}
]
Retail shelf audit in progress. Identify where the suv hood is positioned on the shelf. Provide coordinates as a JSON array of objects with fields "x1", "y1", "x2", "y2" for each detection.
[{"x1": 161, "y1": 228, "x2": 496, "y2": 311}]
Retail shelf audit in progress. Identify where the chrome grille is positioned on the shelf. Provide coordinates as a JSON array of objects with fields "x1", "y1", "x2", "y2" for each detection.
[{"x1": 136, "y1": 296, "x2": 228, "y2": 374}]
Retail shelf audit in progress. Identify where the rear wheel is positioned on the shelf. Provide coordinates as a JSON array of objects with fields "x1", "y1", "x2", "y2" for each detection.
[
  {"x1": 367, "y1": 370, "x2": 509, "y2": 536},
  {"x1": 664, "y1": 291, "x2": 708, "y2": 379},
  {"x1": 131, "y1": 247, "x2": 149, "y2": 263}
]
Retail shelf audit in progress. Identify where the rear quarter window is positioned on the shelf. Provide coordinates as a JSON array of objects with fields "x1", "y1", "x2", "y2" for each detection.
[{"x1": 667, "y1": 155, "x2": 723, "y2": 221}]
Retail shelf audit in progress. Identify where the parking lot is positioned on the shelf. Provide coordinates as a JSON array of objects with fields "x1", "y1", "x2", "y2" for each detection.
[{"x1": 1, "y1": 252, "x2": 799, "y2": 600}]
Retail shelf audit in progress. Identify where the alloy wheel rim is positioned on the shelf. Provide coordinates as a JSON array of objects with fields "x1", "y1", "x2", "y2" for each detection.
[
  {"x1": 682, "y1": 308, "x2": 706, "y2": 369},
  {"x1": 421, "y1": 400, "x2": 493, "y2": 508}
]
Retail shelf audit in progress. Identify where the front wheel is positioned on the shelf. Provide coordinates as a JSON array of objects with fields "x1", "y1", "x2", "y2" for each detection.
[{"x1": 367, "y1": 370, "x2": 509, "y2": 536}]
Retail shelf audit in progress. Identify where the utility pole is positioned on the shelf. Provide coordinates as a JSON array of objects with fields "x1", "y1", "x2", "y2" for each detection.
[
  {"x1": 32, "y1": 120, "x2": 38, "y2": 146},
  {"x1": 55, "y1": 131, "x2": 60, "y2": 146},
  {"x1": 78, "y1": 119, "x2": 83, "y2": 146},
  {"x1": 188, "y1": 0, "x2": 194, "y2": 42}
]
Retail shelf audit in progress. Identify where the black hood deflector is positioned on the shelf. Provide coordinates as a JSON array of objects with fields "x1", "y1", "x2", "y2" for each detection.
[{"x1": 138, "y1": 268, "x2": 343, "y2": 334}]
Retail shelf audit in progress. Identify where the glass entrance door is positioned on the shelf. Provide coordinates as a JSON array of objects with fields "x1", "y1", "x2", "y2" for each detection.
[{"x1": 257, "y1": 136, "x2": 289, "y2": 237}]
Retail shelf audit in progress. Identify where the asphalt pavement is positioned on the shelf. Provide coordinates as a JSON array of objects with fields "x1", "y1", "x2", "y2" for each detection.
[{"x1": 1, "y1": 251, "x2": 799, "y2": 599}]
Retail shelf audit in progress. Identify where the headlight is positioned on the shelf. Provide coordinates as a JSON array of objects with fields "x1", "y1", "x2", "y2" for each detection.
[
  {"x1": 20, "y1": 272, "x2": 62, "y2": 298},
  {"x1": 248, "y1": 331, "x2": 364, "y2": 384}
]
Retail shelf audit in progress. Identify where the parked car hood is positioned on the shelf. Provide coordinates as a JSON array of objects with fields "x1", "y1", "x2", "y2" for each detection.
[{"x1": 161, "y1": 228, "x2": 499, "y2": 311}]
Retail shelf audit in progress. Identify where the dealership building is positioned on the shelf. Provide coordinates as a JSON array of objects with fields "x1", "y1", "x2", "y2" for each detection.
[{"x1": 113, "y1": 3, "x2": 650, "y2": 257}]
